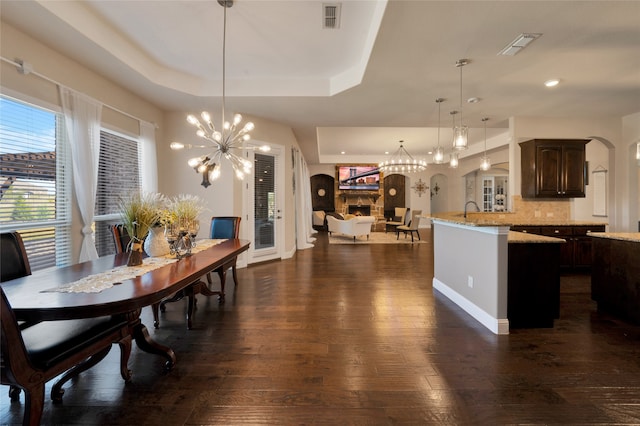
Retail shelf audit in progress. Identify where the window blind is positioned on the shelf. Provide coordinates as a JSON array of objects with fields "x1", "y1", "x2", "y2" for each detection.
[
  {"x1": 0, "y1": 96, "x2": 72, "y2": 270},
  {"x1": 94, "y1": 130, "x2": 141, "y2": 256}
]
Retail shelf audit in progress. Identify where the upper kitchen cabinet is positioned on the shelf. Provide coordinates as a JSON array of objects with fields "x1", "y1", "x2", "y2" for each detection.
[{"x1": 520, "y1": 139, "x2": 590, "y2": 198}]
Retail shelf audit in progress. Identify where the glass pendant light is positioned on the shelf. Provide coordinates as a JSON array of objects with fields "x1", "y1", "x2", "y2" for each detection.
[
  {"x1": 433, "y1": 98, "x2": 445, "y2": 164},
  {"x1": 449, "y1": 110, "x2": 459, "y2": 168},
  {"x1": 480, "y1": 117, "x2": 491, "y2": 171},
  {"x1": 452, "y1": 59, "x2": 469, "y2": 150}
]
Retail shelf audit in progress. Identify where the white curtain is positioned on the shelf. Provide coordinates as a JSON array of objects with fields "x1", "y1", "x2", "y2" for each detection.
[
  {"x1": 292, "y1": 147, "x2": 316, "y2": 249},
  {"x1": 140, "y1": 121, "x2": 158, "y2": 193},
  {"x1": 59, "y1": 87, "x2": 102, "y2": 262}
]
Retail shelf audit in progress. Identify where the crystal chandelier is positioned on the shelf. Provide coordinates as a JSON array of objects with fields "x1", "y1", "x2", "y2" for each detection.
[
  {"x1": 379, "y1": 140, "x2": 427, "y2": 174},
  {"x1": 480, "y1": 117, "x2": 491, "y2": 171},
  {"x1": 452, "y1": 59, "x2": 469, "y2": 150},
  {"x1": 170, "y1": 0, "x2": 268, "y2": 188},
  {"x1": 432, "y1": 98, "x2": 445, "y2": 164}
]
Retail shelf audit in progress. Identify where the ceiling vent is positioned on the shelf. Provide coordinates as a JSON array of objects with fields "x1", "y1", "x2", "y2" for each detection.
[
  {"x1": 498, "y1": 33, "x2": 542, "y2": 56},
  {"x1": 323, "y1": 3, "x2": 341, "y2": 29}
]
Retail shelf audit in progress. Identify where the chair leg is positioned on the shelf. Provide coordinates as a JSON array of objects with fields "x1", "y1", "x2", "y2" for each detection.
[
  {"x1": 24, "y1": 382, "x2": 45, "y2": 426},
  {"x1": 151, "y1": 302, "x2": 160, "y2": 329},
  {"x1": 51, "y1": 346, "x2": 112, "y2": 403},
  {"x1": 8, "y1": 385, "x2": 21, "y2": 401},
  {"x1": 231, "y1": 263, "x2": 238, "y2": 286}
]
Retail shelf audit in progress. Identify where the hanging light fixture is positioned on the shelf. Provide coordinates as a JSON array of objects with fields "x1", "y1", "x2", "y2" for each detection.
[
  {"x1": 480, "y1": 117, "x2": 491, "y2": 171},
  {"x1": 433, "y1": 98, "x2": 445, "y2": 164},
  {"x1": 170, "y1": 0, "x2": 269, "y2": 188},
  {"x1": 449, "y1": 110, "x2": 459, "y2": 168},
  {"x1": 449, "y1": 152, "x2": 459, "y2": 168},
  {"x1": 379, "y1": 140, "x2": 427, "y2": 174},
  {"x1": 452, "y1": 59, "x2": 469, "y2": 150}
]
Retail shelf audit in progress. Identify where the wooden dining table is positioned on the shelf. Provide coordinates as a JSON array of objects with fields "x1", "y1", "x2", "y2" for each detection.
[{"x1": 2, "y1": 238, "x2": 250, "y2": 370}]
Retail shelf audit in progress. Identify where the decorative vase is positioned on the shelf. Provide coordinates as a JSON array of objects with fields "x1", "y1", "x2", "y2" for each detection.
[
  {"x1": 144, "y1": 226, "x2": 171, "y2": 257},
  {"x1": 127, "y1": 242, "x2": 144, "y2": 266}
]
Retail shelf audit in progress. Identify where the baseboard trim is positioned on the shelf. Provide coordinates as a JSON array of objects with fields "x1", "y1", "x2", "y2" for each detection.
[{"x1": 433, "y1": 277, "x2": 510, "y2": 335}]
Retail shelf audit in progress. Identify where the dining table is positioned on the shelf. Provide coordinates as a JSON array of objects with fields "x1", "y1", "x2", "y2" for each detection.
[{"x1": 2, "y1": 238, "x2": 250, "y2": 371}]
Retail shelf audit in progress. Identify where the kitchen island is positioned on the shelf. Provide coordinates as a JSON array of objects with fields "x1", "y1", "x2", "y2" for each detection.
[
  {"x1": 430, "y1": 213, "x2": 597, "y2": 334},
  {"x1": 590, "y1": 232, "x2": 640, "y2": 325}
]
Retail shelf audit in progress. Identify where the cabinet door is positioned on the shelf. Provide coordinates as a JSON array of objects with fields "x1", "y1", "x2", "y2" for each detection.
[
  {"x1": 536, "y1": 145, "x2": 562, "y2": 197},
  {"x1": 562, "y1": 144, "x2": 586, "y2": 197}
]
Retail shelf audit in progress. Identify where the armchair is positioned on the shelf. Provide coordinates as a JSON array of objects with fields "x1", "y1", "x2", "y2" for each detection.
[{"x1": 396, "y1": 209, "x2": 423, "y2": 242}]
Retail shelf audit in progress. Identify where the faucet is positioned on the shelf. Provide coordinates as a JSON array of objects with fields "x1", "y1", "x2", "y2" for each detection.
[{"x1": 464, "y1": 200, "x2": 481, "y2": 219}]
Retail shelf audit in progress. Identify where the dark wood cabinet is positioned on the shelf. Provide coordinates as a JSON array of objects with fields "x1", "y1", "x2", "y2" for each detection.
[
  {"x1": 520, "y1": 139, "x2": 589, "y2": 198},
  {"x1": 511, "y1": 224, "x2": 605, "y2": 270}
]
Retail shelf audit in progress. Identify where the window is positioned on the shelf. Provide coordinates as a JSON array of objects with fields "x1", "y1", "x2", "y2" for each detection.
[
  {"x1": 94, "y1": 130, "x2": 141, "y2": 256},
  {"x1": 0, "y1": 96, "x2": 72, "y2": 270}
]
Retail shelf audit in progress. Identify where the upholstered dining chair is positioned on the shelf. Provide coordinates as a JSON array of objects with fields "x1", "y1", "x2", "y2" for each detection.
[
  {"x1": 206, "y1": 216, "x2": 241, "y2": 292},
  {"x1": 396, "y1": 209, "x2": 422, "y2": 242},
  {"x1": 0, "y1": 232, "x2": 132, "y2": 425}
]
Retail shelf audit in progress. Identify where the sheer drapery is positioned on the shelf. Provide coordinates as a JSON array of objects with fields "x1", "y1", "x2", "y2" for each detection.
[
  {"x1": 292, "y1": 147, "x2": 316, "y2": 249},
  {"x1": 59, "y1": 87, "x2": 103, "y2": 262},
  {"x1": 140, "y1": 121, "x2": 158, "y2": 193}
]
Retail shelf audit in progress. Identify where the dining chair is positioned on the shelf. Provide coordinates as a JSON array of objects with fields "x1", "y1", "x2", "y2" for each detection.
[
  {"x1": 110, "y1": 224, "x2": 131, "y2": 254},
  {"x1": 206, "y1": 216, "x2": 242, "y2": 293},
  {"x1": 0, "y1": 232, "x2": 133, "y2": 425},
  {"x1": 396, "y1": 209, "x2": 422, "y2": 242},
  {"x1": 385, "y1": 207, "x2": 409, "y2": 233},
  {"x1": 158, "y1": 217, "x2": 241, "y2": 329}
]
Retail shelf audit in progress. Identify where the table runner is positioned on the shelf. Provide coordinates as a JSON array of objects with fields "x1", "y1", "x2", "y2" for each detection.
[{"x1": 43, "y1": 239, "x2": 226, "y2": 294}]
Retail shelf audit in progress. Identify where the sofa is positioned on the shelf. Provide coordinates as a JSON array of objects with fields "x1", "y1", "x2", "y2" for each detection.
[{"x1": 326, "y1": 215, "x2": 376, "y2": 242}]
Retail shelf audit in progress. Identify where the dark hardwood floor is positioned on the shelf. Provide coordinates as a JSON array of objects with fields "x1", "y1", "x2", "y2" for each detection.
[{"x1": 3, "y1": 229, "x2": 640, "y2": 425}]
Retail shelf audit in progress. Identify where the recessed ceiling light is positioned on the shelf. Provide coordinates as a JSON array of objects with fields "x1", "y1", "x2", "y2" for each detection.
[
  {"x1": 467, "y1": 97, "x2": 480, "y2": 103},
  {"x1": 384, "y1": 151, "x2": 389, "y2": 155},
  {"x1": 341, "y1": 151, "x2": 346, "y2": 154},
  {"x1": 544, "y1": 79, "x2": 560, "y2": 87}
]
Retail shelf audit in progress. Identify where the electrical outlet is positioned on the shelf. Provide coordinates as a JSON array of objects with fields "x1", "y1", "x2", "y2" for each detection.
[{"x1": 468, "y1": 275, "x2": 474, "y2": 288}]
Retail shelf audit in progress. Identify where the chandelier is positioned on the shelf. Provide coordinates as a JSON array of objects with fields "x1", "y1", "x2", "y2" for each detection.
[
  {"x1": 170, "y1": 0, "x2": 268, "y2": 188},
  {"x1": 452, "y1": 59, "x2": 469, "y2": 150},
  {"x1": 480, "y1": 117, "x2": 491, "y2": 171},
  {"x1": 379, "y1": 140, "x2": 427, "y2": 174},
  {"x1": 432, "y1": 98, "x2": 445, "y2": 164}
]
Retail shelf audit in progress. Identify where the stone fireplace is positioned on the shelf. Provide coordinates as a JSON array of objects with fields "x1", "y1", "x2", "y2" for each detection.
[{"x1": 348, "y1": 205, "x2": 371, "y2": 216}]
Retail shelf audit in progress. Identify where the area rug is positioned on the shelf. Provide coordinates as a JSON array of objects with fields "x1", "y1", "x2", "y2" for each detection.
[{"x1": 328, "y1": 231, "x2": 427, "y2": 244}]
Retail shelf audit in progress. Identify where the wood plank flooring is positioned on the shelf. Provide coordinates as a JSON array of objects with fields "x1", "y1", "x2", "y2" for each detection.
[{"x1": 3, "y1": 229, "x2": 640, "y2": 425}]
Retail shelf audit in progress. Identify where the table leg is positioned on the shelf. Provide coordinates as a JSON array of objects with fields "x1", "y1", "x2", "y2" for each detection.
[{"x1": 125, "y1": 310, "x2": 176, "y2": 370}]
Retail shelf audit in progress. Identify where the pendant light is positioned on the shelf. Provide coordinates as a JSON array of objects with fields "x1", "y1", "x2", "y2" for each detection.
[
  {"x1": 452, "y1": 59, "x2": 469, "y2": 150},
  {"x1": 449, "y1": 110, "x2": 459, "y2": 168},
  {"x1": 433, "y1": 98, "x2": 445, "y2": 164},
  {"x1": 480, "y1": 117, "x2": 491, "y2": 171}
]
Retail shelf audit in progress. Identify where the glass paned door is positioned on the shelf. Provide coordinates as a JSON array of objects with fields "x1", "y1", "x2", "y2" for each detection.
[
  {"x1": 245, "y1": 145, "x2": 283, "y2": 264},
  {"x1": 254, "y1": 153, "x2": 275, "y2": 250}
]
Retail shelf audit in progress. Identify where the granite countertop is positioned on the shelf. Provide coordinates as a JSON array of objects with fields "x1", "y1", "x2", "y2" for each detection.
[
  {"x1": 589, "y1": 232, "x2": 640, "y2": 243},
  {"x1": 508, "y1": 231, "x2": 565, "y2": 244},
  {"x1": 428, "y1": 212, "x2": 607, "y2": 228}
]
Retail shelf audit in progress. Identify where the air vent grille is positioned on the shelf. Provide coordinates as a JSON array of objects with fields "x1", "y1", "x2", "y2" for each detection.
[{"x1": 323, "y1": 3, "x2": 341, "y2": 29}]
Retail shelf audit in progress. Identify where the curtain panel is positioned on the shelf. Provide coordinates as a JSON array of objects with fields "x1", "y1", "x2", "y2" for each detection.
[{"x1": 59, "y1": 87, "x2": 103, "y2": 262}]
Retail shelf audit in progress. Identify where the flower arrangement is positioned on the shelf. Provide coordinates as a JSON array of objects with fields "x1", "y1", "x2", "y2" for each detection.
[
  {"x1": 169, "y1": 193, "x2": 205, "y2": 223},
  {"x1": 118, "y1": 192, "x2": 164, "y2": 265}
]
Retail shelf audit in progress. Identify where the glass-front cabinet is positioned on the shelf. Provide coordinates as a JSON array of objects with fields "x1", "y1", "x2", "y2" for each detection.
[{"x1": 481, "y1": 176, "x2": 508, "y2": 212}]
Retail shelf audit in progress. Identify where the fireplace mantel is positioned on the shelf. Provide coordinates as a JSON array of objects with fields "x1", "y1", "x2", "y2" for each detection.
[{"x1": 339, "y1": 191, "x2": 380, "y2": 204}]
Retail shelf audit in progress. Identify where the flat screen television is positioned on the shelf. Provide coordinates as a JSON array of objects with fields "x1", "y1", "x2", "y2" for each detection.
[{"x1": 338, "y1": 165, "x2": 380, "y2": 190}]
